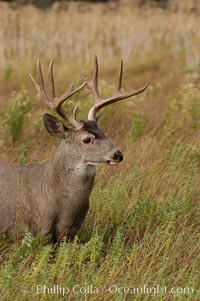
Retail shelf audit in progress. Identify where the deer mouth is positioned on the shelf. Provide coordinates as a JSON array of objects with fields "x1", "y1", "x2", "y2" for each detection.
[
  {"x1": 106, "y1": 160, "x2": 120, "y2": 166},
  {"x1": 86, "y1": 159, "x2": 120, "y2": 166}
]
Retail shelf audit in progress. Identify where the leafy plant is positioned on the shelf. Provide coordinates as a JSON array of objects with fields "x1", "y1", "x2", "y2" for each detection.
[{"x1": 3, "y1": 87, "x2": 32, "y2": 144}]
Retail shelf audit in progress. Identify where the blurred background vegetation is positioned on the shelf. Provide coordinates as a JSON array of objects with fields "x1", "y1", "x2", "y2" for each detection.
[
  {"x1": 0, "y1": 0, "x2": 199, "y2": 300},
  {"x1": 1, "y1": 0, "x2": 200, "y2": 10},
  {"x1": 0, "y1": 0, "x2": 169, "y2": 9}
]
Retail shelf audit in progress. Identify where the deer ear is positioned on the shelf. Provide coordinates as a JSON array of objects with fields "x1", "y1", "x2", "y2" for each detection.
[{"x1": 43, "y1": 113, "x2": 69, "y2": 138}]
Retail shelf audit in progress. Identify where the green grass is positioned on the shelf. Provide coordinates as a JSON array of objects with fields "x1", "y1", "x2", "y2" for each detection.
[
  {"x1": 0, "y1": 3, "x2": 200, "y2": 301},
  {"x1": 0, "y1": 77, "x2": 199, "y2": 300}
]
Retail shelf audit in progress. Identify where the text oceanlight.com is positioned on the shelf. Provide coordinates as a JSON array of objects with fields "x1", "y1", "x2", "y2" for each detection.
[{"x1": 35, "y1": 284, "x2": 195, "y2": 296}]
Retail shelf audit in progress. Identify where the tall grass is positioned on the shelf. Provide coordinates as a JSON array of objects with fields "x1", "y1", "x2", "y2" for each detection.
[
  {"x1": 0, "y1": 2, "x2": 199, "y2": 301},
  {"x1": 0, "y1": 2, "x2": 199, "y2": 74}
]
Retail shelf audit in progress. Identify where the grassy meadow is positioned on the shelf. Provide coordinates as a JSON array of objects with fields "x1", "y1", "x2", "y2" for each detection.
[{"x1": 0, "y1": 1, "x2": 199, "y2": 300}]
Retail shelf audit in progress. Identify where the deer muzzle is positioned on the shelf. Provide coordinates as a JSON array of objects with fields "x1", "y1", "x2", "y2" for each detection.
[{"x1": 103, "y1": 149, "x2": 123, "y2": 165}]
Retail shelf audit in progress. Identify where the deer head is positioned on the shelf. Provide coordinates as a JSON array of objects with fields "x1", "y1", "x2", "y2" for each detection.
[{"x1": 29, "y1": 57, "x2": 147, "y2": 166}]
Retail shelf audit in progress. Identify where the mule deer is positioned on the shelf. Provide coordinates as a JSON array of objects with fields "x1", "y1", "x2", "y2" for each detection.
[{"x1": 0, "y1": 57, "x2": 147, "y2": 241}]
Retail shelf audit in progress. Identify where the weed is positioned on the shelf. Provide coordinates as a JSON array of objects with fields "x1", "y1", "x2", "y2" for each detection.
[
  {"x1": 0, "y1": 3, "x2": 199, "y2": 301},
  {"x1": 3, "y1": 86, "x2": 32, "y2": 144}
]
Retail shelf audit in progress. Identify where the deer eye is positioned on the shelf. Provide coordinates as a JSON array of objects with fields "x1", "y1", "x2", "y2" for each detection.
[{"x1": 83, "y1": 137, "x2": 92, "y2": 144}]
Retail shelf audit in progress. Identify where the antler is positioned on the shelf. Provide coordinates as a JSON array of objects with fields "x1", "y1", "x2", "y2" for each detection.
[
  {"x1": 87, "y1": 56, "x2": 148, "y2": 121},
  {"x1": 29, "y1": 60, "x2": 86, "y2": 129}
]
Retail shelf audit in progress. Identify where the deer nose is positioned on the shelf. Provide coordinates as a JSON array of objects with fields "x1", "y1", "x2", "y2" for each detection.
[{"x1": 113, "y1": 150, "x2": 123, "y2": 162}]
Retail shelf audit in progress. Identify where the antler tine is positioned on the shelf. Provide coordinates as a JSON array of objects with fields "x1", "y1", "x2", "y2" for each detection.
[
  {"x1": 93, "y1": 55, "x2": 100, "y2": 99},
  {"x1": 30, "y1": 60, "x2": 87, "y2": 129},
  {"x1": 73, "y1": 103, "x2": 79, "y2": 120},
  {"x1": 87, "y1": 56, "x2": 148, "y2": 121},
  {"x1": 29, "y1": 60, "x2": 53, "y2": 108},
  {"x1": 48, "y1": 60, "x2": 56, "y2": 99},
  {"x1": 116, "y1": 60, "x2": 123, "y2": 92},
  {"x1": 37, "y1": 60, "x2": 54, "y2": 108},
  {"x1": 52, "y1": 78, "x2": 87, "y2": 129},
  {"x1": 87, "y1": 55, "x2": 100, "y2": 101},
  {"x1": 55, "y1": 81, "x2": 86, "y2": 111}
]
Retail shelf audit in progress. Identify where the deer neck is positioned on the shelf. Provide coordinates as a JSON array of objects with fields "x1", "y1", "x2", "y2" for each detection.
[{"x1": 52, "y1": 141, "x2": 96, "y2": 185}]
